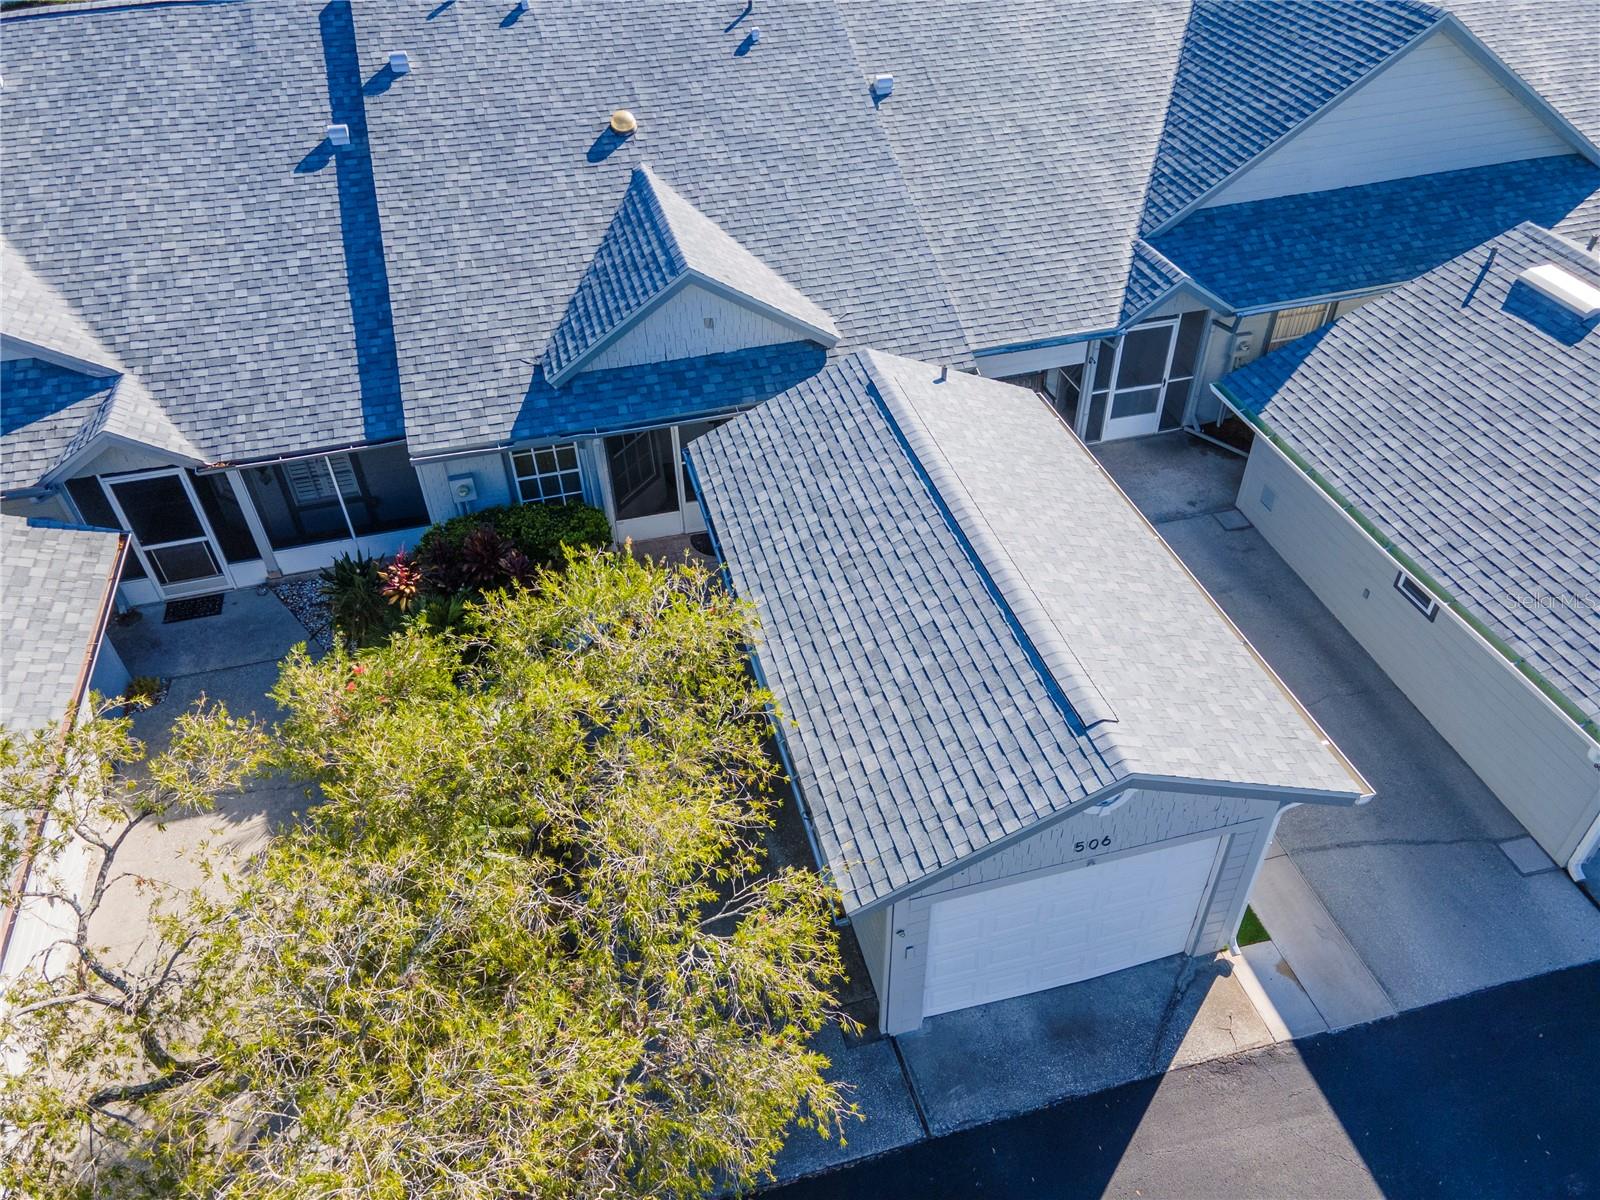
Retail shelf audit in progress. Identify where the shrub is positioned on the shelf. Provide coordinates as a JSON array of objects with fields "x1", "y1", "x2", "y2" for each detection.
[
  {"x1": 123, "y1": 675, "x2": 165, "y2": 711},
  {"x1": 320, "y1": 552, "x2": 395, "y2": 651},
  {"x1": 414, "y1": 502, "x2": 610, "y2": 595}
]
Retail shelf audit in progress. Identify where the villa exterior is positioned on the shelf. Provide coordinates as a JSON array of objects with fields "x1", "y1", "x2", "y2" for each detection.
[{"x1": 1, "y1": 0, "x2": 1595, "y2": 607}]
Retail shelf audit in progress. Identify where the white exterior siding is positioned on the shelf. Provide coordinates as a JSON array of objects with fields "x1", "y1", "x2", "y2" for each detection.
[
  {"x1": 1239, "y1": 440, "x2": 1600, "y2": 866},
  {"x1": 875, "y1": 787, "x2": 1282, "y2": 1033},
  {"x1": 1202, "y1": 29, "x2": 1573, "y2": 210},
  {"x1": 581, "y1": 284, "x2": 806, "y2": 375},
  {"x1": 414, "y1": 451, "x2": 514, "y2": 524}
]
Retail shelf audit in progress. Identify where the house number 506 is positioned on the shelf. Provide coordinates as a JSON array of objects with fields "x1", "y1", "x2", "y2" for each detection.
[{"x1": 1074, "y1": 836, "x2": 1112, "y2": 853}]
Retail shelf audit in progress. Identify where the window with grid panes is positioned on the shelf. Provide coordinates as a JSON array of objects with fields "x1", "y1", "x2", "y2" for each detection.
[{"x1": 511, "y1": 443, "x2": 584, "y2": 505}]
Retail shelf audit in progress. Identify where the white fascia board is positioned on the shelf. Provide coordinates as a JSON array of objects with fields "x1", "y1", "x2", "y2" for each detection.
[{"x1": 39, "y1": 431, "x2": 203, "y2": 487}]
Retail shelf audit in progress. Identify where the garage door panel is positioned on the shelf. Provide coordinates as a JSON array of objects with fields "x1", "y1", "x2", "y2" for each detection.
[{"x1": 921, "y1": 837, "x2": 1222, "y2": 1018}]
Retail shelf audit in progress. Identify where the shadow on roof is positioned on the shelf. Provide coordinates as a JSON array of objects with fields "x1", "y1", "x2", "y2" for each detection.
[
  {"x1": 318, "y1": 0, "x2": 405, "y2": 445},
  {"x1": 1501, "y1": 278, "x2": 1599, "y2": 348}
]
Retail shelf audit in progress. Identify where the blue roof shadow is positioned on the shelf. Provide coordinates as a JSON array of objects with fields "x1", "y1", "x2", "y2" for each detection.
[{"x1": 318, "y1": 0, "x2": 405, "y2": 444}]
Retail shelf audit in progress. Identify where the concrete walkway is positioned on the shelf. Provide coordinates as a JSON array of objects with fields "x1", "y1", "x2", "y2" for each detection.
[
  {"x1": 1094, "y1": 433, "x2": 1600, "y2": 1019},
  {"x1": 93, "y1": 589, "x2": 317, "y2": 965}
]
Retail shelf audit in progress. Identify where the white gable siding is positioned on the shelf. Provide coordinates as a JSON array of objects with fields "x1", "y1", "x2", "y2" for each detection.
[
  {"x1": 581, "y1": 283, "x2": 806, "y2": 375},
  {"x1": 1201, "y1": 29, "x2": 1572, "y2": 210}
]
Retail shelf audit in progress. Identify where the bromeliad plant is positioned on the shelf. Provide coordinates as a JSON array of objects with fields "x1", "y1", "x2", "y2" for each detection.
[
  {"x1": 1, "y1": 549, "x2": 853, "y2": 1200},
  {"x1": 377, "y1": 547, "x2": 422, "y2": 612}
]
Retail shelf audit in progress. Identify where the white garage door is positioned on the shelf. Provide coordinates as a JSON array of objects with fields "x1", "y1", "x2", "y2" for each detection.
[{"x1": 921, "y1": 836, "x2": 1223, "y2": 1018}]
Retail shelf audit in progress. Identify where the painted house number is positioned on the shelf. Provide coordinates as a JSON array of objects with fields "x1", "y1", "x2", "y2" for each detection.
[{"x1": 1074, "y1": 836, "x2": 1112, "y2": 854}]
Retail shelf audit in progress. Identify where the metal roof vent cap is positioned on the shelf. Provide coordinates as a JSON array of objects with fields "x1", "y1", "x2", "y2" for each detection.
[
  {"x1": 1519, "y1": 263, "x2": 1600, "y2": 320},
  {"x1": 389, "y1": 50, "x2": 412, "y2": 76},
  {"x1": 870, "y1": 73, "x2": 894, "y2": 100},
  {"x1": 609, "y1": 109, "x2": 638, "y2": 135},
  {"x1": 325, "y1": 123, "x2": 351, "y2": 147}
]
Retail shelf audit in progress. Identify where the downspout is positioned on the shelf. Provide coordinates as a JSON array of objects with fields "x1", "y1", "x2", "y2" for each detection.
[{"x1": 681, "y1": 452, "x2": 842, "y2": 925}]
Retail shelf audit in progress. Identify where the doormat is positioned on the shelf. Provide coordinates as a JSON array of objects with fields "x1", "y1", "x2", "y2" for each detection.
[{"x1": 162, "y1": 593, "x2": 225, "y2": 623}]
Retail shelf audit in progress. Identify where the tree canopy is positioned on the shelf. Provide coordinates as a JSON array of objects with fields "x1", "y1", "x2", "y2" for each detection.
[{"x1": 1, "y1": 550, "x2": 853, "y2": 1198}]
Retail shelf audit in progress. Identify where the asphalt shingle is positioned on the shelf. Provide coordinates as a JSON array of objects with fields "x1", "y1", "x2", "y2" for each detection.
[
  {"x1": 1218, "y1": 222, "x2": 1600, "y2": 727},
  {"x1": 0, "y1": 518, "x2": 123, "y2": 733},
  {"x1": 692, "y1": 351, "x2": 1363, "y2": 910}
]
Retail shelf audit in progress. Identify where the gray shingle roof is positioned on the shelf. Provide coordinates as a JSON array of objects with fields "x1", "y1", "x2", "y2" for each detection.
[
  {"x1": 0, "y1": 2, "x2": 404, "y2": 468},
  {"x1": 0, "y1": 518, "x2": 123, "y2": 733},
  {"x1": 350, "y1": 0, "x2": 970, "y2": 455},
  {"x1": 1218, "y1": 222, "x2": 1600, "y2": 728},
  {"x1": 543, "y1": 166, "x2": 839, "y2": 385},
  {"x1": 1, "y1": 0, "x2": 1591, "y2": 476},
  {"x1": 692, "y1": 351, "x2": 1363, "y2": 910}
]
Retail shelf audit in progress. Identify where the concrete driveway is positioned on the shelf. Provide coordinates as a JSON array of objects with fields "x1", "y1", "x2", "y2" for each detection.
[{"x1": 1095, "y1": 433, "x2": 1600, "y2": 1015}]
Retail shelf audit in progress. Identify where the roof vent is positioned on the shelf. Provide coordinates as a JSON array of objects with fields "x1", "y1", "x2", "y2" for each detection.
[
  {"x1": 325, "y1": 123, "x2": 351, "y2": 147},
  {"x1": 609, "y1": 109, "x2": 638, "y2": 136},
  {"x1": 870, "y1": 73, "x2": 894, "y2": 100},
  {"x1": 388, "y1": 50, "x2": 412, "y2": 76},
  {"x1": 1518, "y1": 263, "x2": 1600, "y2": 320}
]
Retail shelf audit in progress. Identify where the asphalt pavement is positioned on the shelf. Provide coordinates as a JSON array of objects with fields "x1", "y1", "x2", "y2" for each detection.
[{"x1": 764, "y1": 961, "x2": 1600, "y2": 1200}]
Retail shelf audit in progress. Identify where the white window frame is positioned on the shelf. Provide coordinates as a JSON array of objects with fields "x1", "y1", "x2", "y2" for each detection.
[
  {"x1": 1393, "y1": 569, "x2": 1439, "y2": 621},
  {"x1": 509, "y1": 442, "x2": 586, "y2": 506}
]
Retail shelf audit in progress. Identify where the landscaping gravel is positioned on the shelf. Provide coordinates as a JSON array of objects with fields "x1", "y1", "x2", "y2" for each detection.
[{"x1": 268, "y1": 574, "x2": 335, "y2": 655}]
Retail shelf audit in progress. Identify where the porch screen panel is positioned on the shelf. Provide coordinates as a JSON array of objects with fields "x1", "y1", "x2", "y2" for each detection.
[
  {"x1": 1160, "y1": 311, "x2": 1208, "y2": 432},
  {"x1": 241, "y1": 460, "x2": 352, "y2": 549},
  {"x1": 191, "y1": 472, "x2": 260, "y2": 563},
  {"x1": 65, "y1": 476, "x2": 145, "y2": 578},
  {"x1": 604, "y1": 429, "x2": 678, "y2": 521},
  {"x1": 343, "y1": 445, "x2": 429, "y2": 535}
]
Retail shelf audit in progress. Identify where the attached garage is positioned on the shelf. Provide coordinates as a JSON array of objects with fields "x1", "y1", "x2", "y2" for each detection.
[
  {"x1": 691, "y1": 349, "x2": 1367, "y2": 1033},
  {"x1": 1217, "y1": 224, "x2": 1600, "y2": 881}
]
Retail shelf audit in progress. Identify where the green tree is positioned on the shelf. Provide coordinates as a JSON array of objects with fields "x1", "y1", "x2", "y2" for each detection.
[{"x1": 1, "y1": 550, "x2": 854, "y2": 1198}]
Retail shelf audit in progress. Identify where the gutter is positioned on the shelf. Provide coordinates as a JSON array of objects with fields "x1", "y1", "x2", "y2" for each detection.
[
  {"x1": 1212, "y1": 380, "x2": 1600, "y2": 752},
  {"x1": 0, "y1": 532, "x2": 128, "y2": 975}
]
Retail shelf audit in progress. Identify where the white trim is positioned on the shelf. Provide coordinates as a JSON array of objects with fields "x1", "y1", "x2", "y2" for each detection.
[
  {"x1": 41, "y1": 430, "x2": 202, "y2": 488},
  {"x1": 223, "y1": 468, "x2": 280, "y2": 574}
]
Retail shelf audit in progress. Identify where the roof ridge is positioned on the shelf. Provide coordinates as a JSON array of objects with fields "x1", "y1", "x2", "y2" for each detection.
[{"x1": 859, "y1": 349, "x2": 1122, "y2": 735}]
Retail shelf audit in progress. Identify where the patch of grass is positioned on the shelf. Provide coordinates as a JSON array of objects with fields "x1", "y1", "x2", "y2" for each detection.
[{"x1": 1237, "y1": 905, "x2": 1270, "y2": 947}]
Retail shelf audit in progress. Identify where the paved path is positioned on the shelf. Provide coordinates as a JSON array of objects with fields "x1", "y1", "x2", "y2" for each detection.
[{"x1": 765, "y1": 962, "x2": 1600, "y2": 1200}]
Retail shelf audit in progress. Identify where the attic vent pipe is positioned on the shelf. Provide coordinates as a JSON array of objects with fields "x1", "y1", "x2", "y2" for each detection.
[{"x1": 1519, "y1": 263, "x2": 1600, "y2": 320}]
